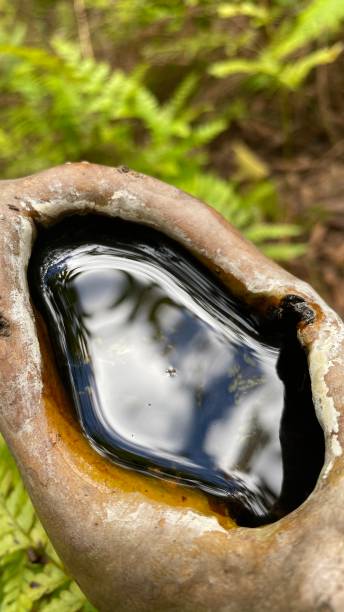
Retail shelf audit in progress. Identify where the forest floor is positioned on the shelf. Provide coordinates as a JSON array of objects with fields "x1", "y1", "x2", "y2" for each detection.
[
  {"x1": 210, "y1": 141, "x2": 344, "y2": 316},
  {"x1": 278, "y1": 155, "x2": 344, "y2": 318},
  {"x1": 206, "y1": 57, "x2": 344, "y2": 318}
]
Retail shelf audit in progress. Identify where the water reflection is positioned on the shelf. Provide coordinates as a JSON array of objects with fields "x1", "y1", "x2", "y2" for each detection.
[{"x1": 32, "y1": 218, "x2": 285, "y2": 523}]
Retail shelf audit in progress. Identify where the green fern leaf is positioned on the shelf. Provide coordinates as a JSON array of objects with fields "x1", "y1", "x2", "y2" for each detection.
[
  {"x1": 0, "y1": 436, "x2": 96, "y2": 611},
  {"x1": 272, "y1": 0, "x2": 344, "y2": 59},
  {"x1": 278, "y1": 43, "x2": 343, "y2": 88},
  {"x1": 261, "y1": 243, "x2": 307, "y2": 261},
  {"x1": 38, "y1": 582, "x2": 96, "y2": 612},
  {"x1": 217, "y1": 2, "x2": 269, "y2": 23},
  {"x1": 244, "y1": 223, "x2": 302, "y2": 243},
  {"x1": 163, "y1": 74, "x2": 198, "y2": 118}
]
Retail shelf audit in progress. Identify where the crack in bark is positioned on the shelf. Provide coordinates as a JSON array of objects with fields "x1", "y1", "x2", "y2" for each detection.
[{"x1": 0, "y1": 314, "x2": 10, "y2": 337}]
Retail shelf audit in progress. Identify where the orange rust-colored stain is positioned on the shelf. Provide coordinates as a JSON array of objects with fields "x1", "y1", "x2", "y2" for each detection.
[{"x1": 35, "y1": 312, "x2": 236, "y2": 529}]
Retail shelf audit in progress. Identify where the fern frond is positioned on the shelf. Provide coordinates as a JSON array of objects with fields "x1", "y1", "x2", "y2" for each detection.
[
  {"x1": 0, "y1": 436, "x2": 96, "y2": 610},
  {"x1": 163, "y1": 74, "x2": 198, "y2": 118},
  {"x1": 260, "y1": 243, "x2": 307, "y2": 261},
  {"x1": 278, "y1": 43, "x2": 343, "y2": 89},
  {"x1": 272, "y1": 0, "x2": 344, "y2": 59},
  {"x1": 244, "y1": 223, "x2": 302, "y2": 243},
  {"x1": 217, "y1": 3, "x2": 269, "y2": 23},
  {"x1": 38, "y1": 582, "x2": 96, "y2": 612},
  {"x1": 178, "y1": 172, "x2": 242, "y2": 223}
]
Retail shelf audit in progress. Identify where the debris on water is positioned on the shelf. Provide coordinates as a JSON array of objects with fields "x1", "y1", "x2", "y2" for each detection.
[{"x1": 165, "y1": 366, "x2": 177, "y2": 377}]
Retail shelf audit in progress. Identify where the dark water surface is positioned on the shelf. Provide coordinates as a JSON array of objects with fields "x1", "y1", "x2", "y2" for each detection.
[{"x1": 30, "y1": 217, "x2": 288, "y2": 525}]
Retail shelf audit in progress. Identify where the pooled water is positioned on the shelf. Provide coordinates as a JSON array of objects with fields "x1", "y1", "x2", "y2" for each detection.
[{"x1": 30, "y1": 217, "x2": 285, "y2": 524}]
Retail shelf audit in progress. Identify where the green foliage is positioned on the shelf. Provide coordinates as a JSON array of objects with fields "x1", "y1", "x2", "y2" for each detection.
[
  {"x1": 210, "y1": 0, "x2": 344, "y2": 89},
  {"x1": 210, "y1": 43, "x2": 343, "y2": 89},
  {"x1": 1, "y1": 0, "x2": 342, "y2": 607},
  {"x1": 0, "y1": 436, "x2": 95, "y2": 611},
  {"x1": 271, "y1": 0, "x2": 344, "y2": 58},
  {"x1": 0, "y1": 22, "x2": 302, "y2": 253}
]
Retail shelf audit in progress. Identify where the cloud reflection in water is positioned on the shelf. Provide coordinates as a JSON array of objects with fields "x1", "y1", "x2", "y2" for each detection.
[{"x1": 33, "y1": 218, "x2": 285, "y2": 522}]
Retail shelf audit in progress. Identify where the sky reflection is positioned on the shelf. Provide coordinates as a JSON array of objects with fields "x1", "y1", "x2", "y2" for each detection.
[{"x1": 35, "y1": 218, "x2": 285, "y2": 520}]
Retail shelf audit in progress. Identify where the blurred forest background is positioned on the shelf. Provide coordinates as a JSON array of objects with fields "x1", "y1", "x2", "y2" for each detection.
[
  {"x1": 0, "y1": 0, "x2": 344, "y2": 609},
  {"x1": 1, "y1": 0, "x2": 344, "y2": 313}
]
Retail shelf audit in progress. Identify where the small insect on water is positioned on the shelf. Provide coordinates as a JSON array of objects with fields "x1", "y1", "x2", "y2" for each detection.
[{"x1": 165, "y1": 366, "x2": 177, "y2": 377}]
